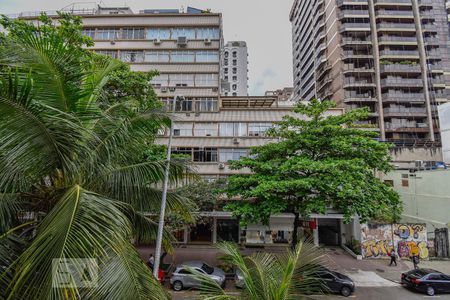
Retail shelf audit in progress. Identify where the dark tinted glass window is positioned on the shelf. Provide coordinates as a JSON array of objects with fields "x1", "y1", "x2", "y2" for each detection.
[
  {"x1": 201, "y1": 263, "x2": 214, "y2": 275},
  {"x1": 178, "y1": 269, "x2": 192, "y2": 275}
]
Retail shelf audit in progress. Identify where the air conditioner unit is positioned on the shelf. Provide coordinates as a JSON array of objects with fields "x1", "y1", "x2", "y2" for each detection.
[
  {"x1": 177, "y1": 36, "x2": 188, "y2": 47},
  {"x1": 195, "y1": 112, "x2": 200, "y2": 117},
  {"x1": 154, "y1": 38, "x2": 161, "y2": 45},
  {"x1": 218, "y1": 163, "x2": 226, "y2": 169},
  {"x1": 169, "y1": 87, "x2": 176, "y2": 92},
  {"x1": 233, "y1": 138, "x2": 239, "y2": 145},
  {"x1": 212, "y1": 87, "x2": 218, "y2": 92},
  {"x1": 204, "y1": 38, "x2": 212, "y2": 45},
  {"x1": 185, "y1": 113, "x2": 191, "y2": 116},
  {"x1": 110, "y1": 39, "x2": 116, "y2": 45},
  {"x1": 161, "y1": 87, "x2": 168, "y2": 93}
]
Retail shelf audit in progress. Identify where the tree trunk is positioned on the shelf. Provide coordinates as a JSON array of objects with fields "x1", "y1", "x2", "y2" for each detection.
[{"x1": 291, "y1": 211, "x2": 299, "y2": 249}]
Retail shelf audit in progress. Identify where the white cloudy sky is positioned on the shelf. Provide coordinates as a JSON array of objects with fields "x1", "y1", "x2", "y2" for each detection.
[{"x1": 1, "y1": 0, "x2": 294, "y2": 95}]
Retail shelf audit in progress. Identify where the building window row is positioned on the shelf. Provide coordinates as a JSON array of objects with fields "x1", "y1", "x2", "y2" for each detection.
[
  {"x1": 95, "y1": 50, "x2": 219, "y2": 63},
  {"x1": 161, "y1": 98, "x2": 219, "y2": 112},
  {"x1": 151, "y1": 74, "x2": 219, "y2": 87},
  {"x1": 83, "y1": 27, "x2": 220, "y2": 40},
  {"x1": 165, "y1": 122, "x2": 273, "y2": 137},
  {"x1": 172, "y1": 147, "x2": 249, "y2": 163}
]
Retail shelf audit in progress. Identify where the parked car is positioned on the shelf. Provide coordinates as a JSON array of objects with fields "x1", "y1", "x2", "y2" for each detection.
[
  {"x1": 235, "y1": 268, "x2": 244, "y2": 288},
  {"x1": 315, "y1": 267, "x2": 355, "y2": 297},
  {"x1": 170, "y1": 261, "x2": 226, "y2": 291},
  {"x1": 401, "y1": 268, "x2": 450, "y2": 296}
]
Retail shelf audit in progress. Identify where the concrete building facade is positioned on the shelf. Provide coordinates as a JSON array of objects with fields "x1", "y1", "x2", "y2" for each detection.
[
  {"x1": 221, "y1": 41, "x2": 249, "y2": 96},
  {"x1": 290, "y1": 0, "x2": 450, "y2": 146}
]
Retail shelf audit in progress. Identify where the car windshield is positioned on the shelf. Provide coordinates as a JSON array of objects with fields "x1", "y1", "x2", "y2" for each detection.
[
  {"x1": 333, "y1": 272, "x2": 348, "y2": 279},
  {"x1": 409, "y1": 270, "x2": 431, "y2": 278},
  {"x1": 201, "y1": 263, "x2": 214, "y2": 275}
]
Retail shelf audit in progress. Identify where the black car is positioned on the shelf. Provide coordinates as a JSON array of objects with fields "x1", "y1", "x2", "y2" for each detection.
[
  {"x1": 401, "y1": 268, "x2": 450, "y2": 296},
  {"x1": 315, "y1": 267, "x2": 355, "y2": 297}
]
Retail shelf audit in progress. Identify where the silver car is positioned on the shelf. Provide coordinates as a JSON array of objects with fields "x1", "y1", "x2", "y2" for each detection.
[{"x1": 170, "y1": 261, "x2": 226, "y2": 291}]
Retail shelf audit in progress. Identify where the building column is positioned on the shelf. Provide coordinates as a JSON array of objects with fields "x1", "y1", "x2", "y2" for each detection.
[
  {"x1": 411, "y1": 0, "x2": 435, "y2": 141},
  {"x1": 353, "y1": 216, "x2": 361, "y2": 242},
  {"x1": 339, "y1": 219, "x2": 346, "y2": 246},
  {"x1": 313, "y1": 218, "x2": 319, "y2": 246},
  {"x1": 212, "y1": 217, "x2": 217, "y2": 244},
  {"x1": 184, "y1": 226, "x2": 189, "y2": 244},
  {"x1": 368, "y1": 0, "x2": 386, "y2": 141}
]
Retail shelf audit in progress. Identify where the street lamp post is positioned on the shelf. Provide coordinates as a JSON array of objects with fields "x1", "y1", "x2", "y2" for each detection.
[{"x1": 153, "y1": 95, "x2": 183, "y2": 279}]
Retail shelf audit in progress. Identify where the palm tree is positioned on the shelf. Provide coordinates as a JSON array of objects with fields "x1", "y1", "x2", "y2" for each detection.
[
  {"x1": 195, "y1": 241, "x2": 327, "y2": 300},
  {"x1": 0, "y1": 14, "x2": 194, "y2": 299}
]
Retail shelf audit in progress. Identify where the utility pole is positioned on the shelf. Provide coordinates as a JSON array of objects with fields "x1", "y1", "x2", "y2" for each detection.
[{"x1": 153, "y1": 95, "x2": 183, "y2": 279}]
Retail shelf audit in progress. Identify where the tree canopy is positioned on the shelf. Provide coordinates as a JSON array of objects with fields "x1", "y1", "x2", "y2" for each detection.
[
  {"x1": 0, "y1": 13, "x2": 194, "y2": 299},
  {"x1": 225, "y1": 99, "x2": 401, "y2": 246}
]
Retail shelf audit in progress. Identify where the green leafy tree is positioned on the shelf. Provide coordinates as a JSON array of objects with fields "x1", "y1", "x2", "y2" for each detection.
[
  {"x1": 225, "y1": 100, "x2": 401, "y2": 247},
  {"x1": 0, "y1": 13, "x2": 194, "y2": 299},
  {"x1": 193, "y1": 241, "x2": 327, "y2": 300}
]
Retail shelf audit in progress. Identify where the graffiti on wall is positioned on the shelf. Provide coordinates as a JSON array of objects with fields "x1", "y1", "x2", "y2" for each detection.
[{"x1": 361, "y1": 223, "x2": 428, "y2": 259}]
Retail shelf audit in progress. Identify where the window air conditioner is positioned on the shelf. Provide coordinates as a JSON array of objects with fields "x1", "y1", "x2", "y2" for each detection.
[
  {"x1": 204, "y1": 38, "x2": 212, "y2": 45},
  {"x1": 154, "y1": 38, "x2": 161, "y2": 45},
  {"x1": 169, "y1": 87, "x2": 176, "y2": 92},
  {"x1": 415, "y1": 160, "x2": 423, "y2": 169},
  {"x1": 161, "y1": 87, "x2": 168, "y2": 93},
  {"x1": 218, "y1": 163, "x2": 225, "y2": 169},
  {"x1": 233, "y1": 138, "x2": 239, "y2": 145},
  {"x1": 177, "y1": 36, "x2": 188, "y2": 47},
  {"x1": 110, "y1": 39, "x2": 116, "y2": 45}
]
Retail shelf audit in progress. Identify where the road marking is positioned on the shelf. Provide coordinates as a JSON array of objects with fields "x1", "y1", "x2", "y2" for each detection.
[{"x1": 344, "y1": 270, "x2": 399, "y2": 287}]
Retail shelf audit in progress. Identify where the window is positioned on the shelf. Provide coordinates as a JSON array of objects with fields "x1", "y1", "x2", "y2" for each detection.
[
  {"x1": 219, "y1": 148, "x2": 248, "y2": 162},
  {"x1": 146, "y1": 28, "x2": 171, "y2": 40},
  {"x1": 172, "y1": 28, "x2": 196, "y2": 39},
  {"x1": 170, "y1": 74, "x2": 194, "y2": 86},
  {"x1": 224, "y1": 68, "x2": 229, "y2": 74},
  {"x1": 122, "y1": 28, "x2": 145, "y2": 39},
  {"x1": 224, "y1": 51, "x2": 229, "y2": 58},
  {"x1": 384, "y1": 180, "x2": 394, "y2": 187},
  {"x1": 95, "y1": 50, "x2": 118, "y2": 59},
  {"x1": 172, "y1": 147, "x2": 192, "y2": 158},
  {"x1": 194, "y1": 123, "x2": 218, "y2": 136},
  {"x1": 248, "y1": 123, "x2": 272, "y2": 137},
  {"x1": 232, "y1": 51, "x2": 237, "y2": 58},
  {"x1": 196, "y1": 51, "x2": 220, "y2": 63},
  {"x1": 224, "y1": 76, "x2": 229, "y2": 81},
  {"x1": 96, "y1": 28, "x2": 119, "y2": 40},
  {"x1": 82, "y1": 28, "x2": 96, "y2": 38},
  {"x1": 219, "y1": 123, "x2": 247, "y2": 136},
  {"x1": 232, "y1": 68, "x2": 237, "y2": 74},
  {"x1": 232, "y1": 59, "x2": 237, "y2": 66},
  {"x1": 232, "y1": 76, "x2": 237, "y2": 81},
  {"x1": 193, "y1": 148, "x2": 218, "y2": 162},
  {"x1": 173, "y1": 123, "x2": 193, "y2": 136},
  {"x1": 150, "y1": 74, "x2": 169, "y2": 87},
  {"x1": 177, "y1": 269, "x2": 193, "y2": 275},
  {"x1": 232, "y1": 84, "x2": 237, "y2": 91},
  {"x1": 163, "y1": 98, "x2": 193, "y2": 111},
  {"x1": 171, "y1": 51, "x2": 195, "y2": 62},
  {"x1": 196, "y1": 98, "x2": 218, "y2": 112},
  {"x1": 120, "y1": 51, "x2": 144, "y2": 62},
  {"x1": 196, "y1": 28, "x2": 220, "y2": 39},
  {"x1": 200, "y1": 263, "x2": 215, "y2": 275},
  {"x1": 195, "y1": 74, "x2": 218, "y2": 87},
  {"x1": 224, "y1": 58, "x2": 229, "y2": 65},
  {"x1": 145, "y1": 51, "x2": 170, "y2": 62},
  {"x1": 401, "y1": 174, "x2": 409, "y2": 187},
  {"x1": 232, "y1": 92, "x2": 237, "y2": 96}
]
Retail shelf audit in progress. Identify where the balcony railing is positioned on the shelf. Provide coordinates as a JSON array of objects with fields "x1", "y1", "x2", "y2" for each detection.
[
  {"x1": 381, "y1": 78, "x2": 423, "y2": 87},
  {"x1": 380, "y1": 50, "x2": 419, "y2": 56},
  {"x1": 378, "y1": 36, "x2": 417, "y2": 43},
  {"x1": 376, "y1": 10, "x2": 413, "y2": 17},
  {"x1": 377, "y1": 23, "x2": 416, "y2": 30},
  {"x1": 380, "y1": 64, "x2": 421, "y2": 72}
]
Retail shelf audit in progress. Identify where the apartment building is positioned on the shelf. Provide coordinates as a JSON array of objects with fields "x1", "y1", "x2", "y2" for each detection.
[
  {"x1": 290, "y1": 0, "x2": 450, "y2": 145},
  {"x1": 221, "y1": 41, "x2": 249, "y2": 96}
]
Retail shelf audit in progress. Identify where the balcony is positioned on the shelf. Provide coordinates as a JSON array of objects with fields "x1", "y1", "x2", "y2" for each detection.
[
  {"x1": 380, "y1": 64, "x2": 421, "y2": 73},
  {"x1": 344, "y1": 95, "x2": 378, "y2": 103},
  {"x1": 379, "y1": 50, "x2": 420, "y2": 59},
  {"x1": 340, "y1": 23, "x2": 371, "y2": 32},
  {"x1": 374, "y1": 0, "x2": 411, "y2": 6},
  {"x1": 381, "y1": 77, "x2": 423, "y2": 87},
  {"x1": 422, "y1": 24, "x2": 437, "y2": 32},
  {"x1": 338, "y1": 10, "x2": 369, "y2": 19},
  {"x1": 378, "y1": 36, "x2": 417, "y2": 44},
  {"x1": 382, "y1": 92, "x2": 425, "y2": 103},
  {"x1": 341, "y1": 37, "x2": 372, "y2": 45},
  {"x1": 377, "y1": 23, "x2": 416, "y2": 31},
  {"x1": 376, "y1": 10, "x2": 413, "y2": 18},
  {"x1": 337, "y1": 0, "x2": 368, "y2": 6},
  {"x1": 383, "y1": 107, "x2": 427, "y2": 118},
  {"x1": 343, "y1": 77, "x2": 376, "y2": 88},
  {"x1": 342, "y1": 50, "x2": 373, "y2": 60},
  {"x1": 343, "y1": 64, "x2": 374, "y2": 74}
]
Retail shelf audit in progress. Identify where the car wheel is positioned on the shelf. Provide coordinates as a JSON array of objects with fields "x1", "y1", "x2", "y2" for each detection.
[
  {"x1": 341, "y1": 286, "x2": 352, "y2": 297},
  {"x1": 173, "y1": 280, "x2": 183, "y2": 291},
  {"x1": 426, "y1": 286, "x2": 435, "y2": 296}
]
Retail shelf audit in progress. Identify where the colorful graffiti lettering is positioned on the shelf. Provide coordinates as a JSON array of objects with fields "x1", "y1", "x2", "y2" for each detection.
[
  {"x1": 361, "y1": 240, "x2": 394, "y2": 258},
  {"x1": 397, "y1": 240, "x2": 429, "y2": 259},
  {"x1": 394, "y1": 224, "x2": 425, "y2": 240}
]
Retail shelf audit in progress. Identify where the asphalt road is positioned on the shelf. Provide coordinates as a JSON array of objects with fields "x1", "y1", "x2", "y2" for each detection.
[{"x1": 170, "y1": 286, "x2": 450, "y2": 300}]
